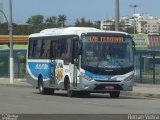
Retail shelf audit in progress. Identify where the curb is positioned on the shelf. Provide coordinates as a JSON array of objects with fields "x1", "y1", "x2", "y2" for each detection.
[
  {"x1": 0, "y1": 83, "x2": 33, "y2": 88},
  {"x1": 121, "y1": 91, "x2": 160, "y2": 99}
]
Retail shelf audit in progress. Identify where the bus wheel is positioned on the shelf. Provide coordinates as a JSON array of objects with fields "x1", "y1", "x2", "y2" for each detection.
[
  {"x1": 109, "y1": 91, "x2": 120, "y2": 98},
  {"x1": 67, "y1": 81, "x2": 76, "y2": 97},
  {"x1": 47, "y1": 88, "x2": 55, "y2": 95},
  {"x1": 78, "y1": 92, "x2": 90, "y2": 98},
  {"x1": 38, "y1": 77, "x2": 46, "y2": 95}
]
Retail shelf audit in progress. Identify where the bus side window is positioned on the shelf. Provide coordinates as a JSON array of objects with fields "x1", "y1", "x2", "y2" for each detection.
[
  {"x1": 49, "y1": 36, "x2": 74, "y2": 64},
  {"x1": 40, "y1": 40, "x2": 51, "y2": 59},
  {"x1": 50, "y1": 41, "x2": 56, "y2": 59},
  {"x1": 32, "y1": 40, "x2": 42, "y2": 59},
  {"x1": 41, "y1": 40, "x2": 45, "y2": 58},
  {"x1": 61, "y1": 38, "x2": 70, "y2": 64},
  {"x1": 55, "y1": 41, "x2": 62, "y2": 59},
  {"x1": 32, "y1": 40, "x2": 37, "y2": 58},
  {"x1": 28, "y1": 39, "x2": 34, "y2": 59}
]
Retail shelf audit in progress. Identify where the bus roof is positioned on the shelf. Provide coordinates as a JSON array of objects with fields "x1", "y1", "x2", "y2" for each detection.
[{"x1": 29, "y1": 27, "x2": 128, "y2": 38}]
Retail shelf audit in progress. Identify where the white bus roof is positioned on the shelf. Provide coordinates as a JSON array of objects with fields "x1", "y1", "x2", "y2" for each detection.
[{"x1": 29, "y1": 27, "x2": 128, "y2": 38}]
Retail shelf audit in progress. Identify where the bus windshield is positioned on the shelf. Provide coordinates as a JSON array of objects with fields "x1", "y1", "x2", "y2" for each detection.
[{"x1": 81, "y1": 35, "x2": 133, "y2": 69}]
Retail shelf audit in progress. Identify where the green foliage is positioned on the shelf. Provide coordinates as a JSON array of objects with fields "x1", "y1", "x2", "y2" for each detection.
[
  {"x1": 93, "y1": 21, "x2": 101, "y2": 29},
  {"x1": 26, "y1": 15, "x2": 44, "y2": 26},
  {"x1": 57, "y1": 14, "x2": 67, "y2": 27},
  {"x1": 0, "y1": 14, "x2": 101, "y2": 35},
  {"x1": 0, "y1": 22, "x2": 9, "y2": 34},
  {"x1": 13, "y1": 24, "x2": 34, "y2": 35},
  {"x1": 46, "y1": 16, "x2": 57, "y2": 24},
  {"x1": 75, "y1": 18, "x2": 94, "y2": 27}
]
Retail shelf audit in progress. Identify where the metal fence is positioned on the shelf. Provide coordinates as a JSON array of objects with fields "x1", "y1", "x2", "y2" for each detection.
[
  {"x1": 0, "y1": 49, "x2": 26, "y2": 78},
  {"x1": 1, "y1": 49, "x2": 160, "y2": 84},
  {"x1": 134, "y1": 50, "x2": 160, "y2": 84}
]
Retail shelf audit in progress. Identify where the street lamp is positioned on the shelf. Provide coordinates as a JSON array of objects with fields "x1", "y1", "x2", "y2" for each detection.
[
  {"x1": 115, "y1": 0, "x2": 119, "y2": 31},
  {"x1": 129, "y1": 5, "x2": 139, "y2": 14},
  {"x1": 9, "y1": 0, "x2": 14, "y2": 84},
  {"x1": 0, "y1": 10, "x2": 9, "y2": 24},
  {"x1": 129, "y1": 4, "x2": 140, "y2": 34}
]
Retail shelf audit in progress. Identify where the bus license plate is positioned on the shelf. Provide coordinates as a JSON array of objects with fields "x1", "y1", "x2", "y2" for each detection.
[{"x1": 105, "y1": 86, "x2": 114, "y2": 90}]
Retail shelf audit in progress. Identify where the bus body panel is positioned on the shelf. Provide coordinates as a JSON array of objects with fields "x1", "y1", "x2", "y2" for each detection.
[
  {"x1": 26, "y1": 59, "x2": 50, "y2": 88},
  {"x1": 26, "y1": 58, "x2": 74, "y2": 90}
]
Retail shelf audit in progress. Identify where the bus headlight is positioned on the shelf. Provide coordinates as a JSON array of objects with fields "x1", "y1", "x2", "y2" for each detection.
[
  {"x1": 124, "y1": 75, "x2": 134, "y2": 81},
  {"x1": 81, "y1": 73, "x2": 93, "y2": 81}
]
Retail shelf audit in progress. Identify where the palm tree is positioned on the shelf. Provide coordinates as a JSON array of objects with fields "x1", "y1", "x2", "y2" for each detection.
[
  {"x1": 57, "y1": 14, "x2": 67, "y2": 27},
  {"x1": 46, "y1": 16, "x2": 57, "y2": 24}
]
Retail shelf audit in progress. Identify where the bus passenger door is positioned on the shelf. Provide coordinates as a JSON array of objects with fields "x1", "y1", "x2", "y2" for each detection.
[
  {"x1": 71, "y1": 39, "x2": 81, "y2": 87},
  {"x1": 50, "y1": 41, "x2": 56, "y2": 86}
]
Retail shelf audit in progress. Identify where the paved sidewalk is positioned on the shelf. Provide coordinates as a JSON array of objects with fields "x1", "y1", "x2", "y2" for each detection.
[
  {"x1": 122, "y1": 84, "x2": 160, "y2": 98},
  {"x1": 0, "y1": 78, "x2": 160, "y2": 98},
  {"x1": 0, "y1": 78, "x2": 32, "y2": 88}
]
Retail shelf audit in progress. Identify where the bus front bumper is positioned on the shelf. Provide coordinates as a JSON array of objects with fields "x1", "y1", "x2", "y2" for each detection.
[{"x1": 77, "y1": 79, "x2": 134, "y2": 92}]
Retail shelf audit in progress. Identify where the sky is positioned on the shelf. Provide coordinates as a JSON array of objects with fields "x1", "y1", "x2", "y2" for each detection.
[{"x1": 1, "y1": 0, "x2": 160, "y2": 24}]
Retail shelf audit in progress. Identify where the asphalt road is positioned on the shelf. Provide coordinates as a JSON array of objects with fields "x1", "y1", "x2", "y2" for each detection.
[{"x1": 0, "y1": 86, "x2": 160, "y2": 114}]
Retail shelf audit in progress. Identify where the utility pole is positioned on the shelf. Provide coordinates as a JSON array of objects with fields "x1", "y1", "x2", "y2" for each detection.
[
  {"x1": 129, "y1": 4, "x2": 139, "y2": 34},
  {"x1": 115, "y1": 0, "x2": 119, "y2": 31},
  {"x1": 9, "y1": 0, "x2": 14, "y2": 84}
]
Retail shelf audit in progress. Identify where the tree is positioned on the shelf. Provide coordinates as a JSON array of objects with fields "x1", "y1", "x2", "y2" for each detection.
[
  {"x1": 94, "y1": 21, "x2": 101, "y2": 29},
  {"x1": 75, "y1": 18, "x2": 94, "y2": 27},
  {"x1": 57, "y1": 14, "x2": 67, "y2": 27},
  {"x1": 125, "y1": 26, "x2": 135, "y2": 34},
  {"x1": 0, "y1": 23, "x2": 8, "y2": 35},
  {"x1": 26, "y1": 15, "x2": 44, "y2": 26},
  {"x1": 46, "y1": 16, "x2": 57, "y2": 24},
  {"x1": 45, "y1": 16, "x2": 58, "y2": 28}
]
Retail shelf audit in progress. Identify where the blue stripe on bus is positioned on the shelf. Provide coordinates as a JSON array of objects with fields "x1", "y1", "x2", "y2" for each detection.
[
  {"x1": 28, "y1": 62, "x2": 51, "y2": 80},
  {"x1": 85, "y1": 70, "x2": 114, "y2": 79}
]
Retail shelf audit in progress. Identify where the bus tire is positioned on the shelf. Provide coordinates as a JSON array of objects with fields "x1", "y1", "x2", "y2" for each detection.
[
  {"x1": 38, "y1": 76, "x2": 46, "y2": 95},
  {"x1": 78, "y1": 92, "x2": 90, "y2": 97},
  {"x1": 67, "y1": 81, "x2": 76, "y2": 97},
  {"x1": 109, "y1": 91, "x2": 120, "y2": 98},
  {"x1": 47, "y1": 88, "x2": 55, "y2": 95}
]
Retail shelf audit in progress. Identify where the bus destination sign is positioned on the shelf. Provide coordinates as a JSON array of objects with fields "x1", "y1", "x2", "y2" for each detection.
[{"x1": 88, "y1": 36, "x2": 124, "y2": 42}]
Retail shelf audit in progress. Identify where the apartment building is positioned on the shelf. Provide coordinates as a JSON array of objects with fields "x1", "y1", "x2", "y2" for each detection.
[
  {"x1": 100, "y1": 18, "x2": 115, "y2": 30},
  {"x1": 100, "y1": 13, "x2": 160, "y2": 35},
  {"x1": 144, "y1": 19, "x2": 160, "y2": 35}
]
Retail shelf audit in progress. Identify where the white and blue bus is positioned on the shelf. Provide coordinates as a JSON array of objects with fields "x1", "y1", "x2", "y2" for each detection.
[{"x1": 26, "y1": 27, "x2": 135, "y2": 98}]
